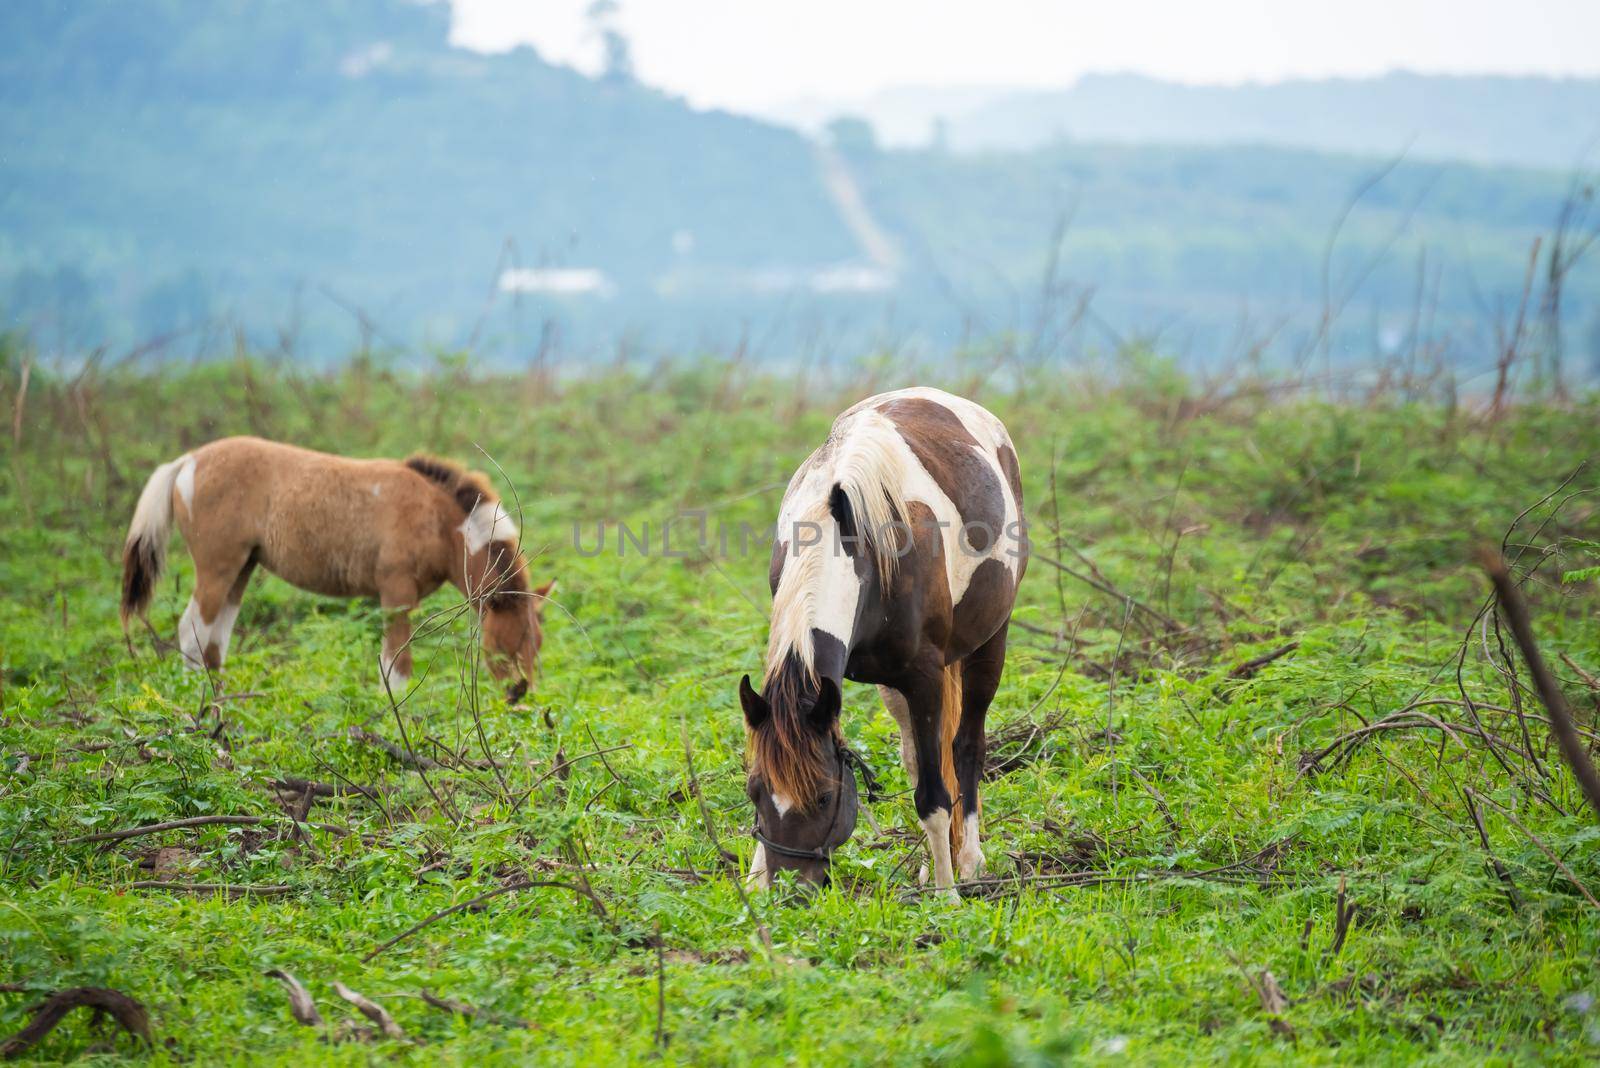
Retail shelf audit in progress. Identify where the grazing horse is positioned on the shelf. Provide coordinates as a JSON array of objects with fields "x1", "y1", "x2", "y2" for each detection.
[
  {"x1": 740, "y1": 387, "x2": 1027, "y2": 897},
  {"x1": 120, "y1": 437, "x2": 554, "y2": 700}
]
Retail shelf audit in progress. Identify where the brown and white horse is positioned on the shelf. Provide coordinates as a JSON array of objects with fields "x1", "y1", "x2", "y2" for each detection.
[
  {"x1": 120, "y1": 437, "x2": 554, "y2": 700},
  {"x1": 740, "y1": 387, "x2": 1026, "y2": 898}
]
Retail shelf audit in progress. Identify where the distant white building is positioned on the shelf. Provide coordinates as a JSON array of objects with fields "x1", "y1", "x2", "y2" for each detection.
[
  {"x1": 807, "y1": 263, "x2": 897, "y2": 294},
  {"x1": 498, "y1": 268, "x2": 616, "y2": 298}
]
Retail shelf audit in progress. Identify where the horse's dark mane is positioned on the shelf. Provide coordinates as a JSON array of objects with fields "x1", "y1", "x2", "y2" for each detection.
[
  {"x1": 747, "y1": 653, "x2": 841, "y2": 809},
  {"x1": 404, "y1": 454, "x2": 502, "y2": 517},
  {"x1": 404, "y1": 454, "x2": 527, "y2": 610}
]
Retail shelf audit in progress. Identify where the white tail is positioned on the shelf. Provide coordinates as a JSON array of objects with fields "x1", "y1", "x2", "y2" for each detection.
[{"x1": 120, "y1": 455, "x2": 188, "y2": 628}]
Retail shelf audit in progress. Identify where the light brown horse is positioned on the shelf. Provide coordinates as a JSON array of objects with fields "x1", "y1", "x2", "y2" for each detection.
[{"x1": 120, "y1": 436, "x2": 554, "y2": 700}]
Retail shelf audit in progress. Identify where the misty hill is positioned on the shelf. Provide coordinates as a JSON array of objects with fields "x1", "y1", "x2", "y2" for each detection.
[
  {"x1": 0, "y1": 1, "x2": 861, "y2": 351},
  {"x1": 0, "y1": 3, "x2": 1594, "y2": 368},
  {"x1": 847, "y1": 138, "x2": 1598, "y2": 368},
  {"x1": 771, "y1": 73, "x2": 1600, "y2": 170}
]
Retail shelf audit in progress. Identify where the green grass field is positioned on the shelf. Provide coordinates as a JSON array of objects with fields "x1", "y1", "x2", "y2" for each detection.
[{"x1": 3, "y1": 348, "x2": 1600, "y2": 1064}]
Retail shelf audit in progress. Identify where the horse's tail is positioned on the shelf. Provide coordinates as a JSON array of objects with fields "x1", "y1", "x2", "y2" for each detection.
[
  {"x1": 939, "y1": 660, "x2": 965, "y2": 859},
  {"x1": 121, "y1": 454, "x2": 187, "y2": 632}
]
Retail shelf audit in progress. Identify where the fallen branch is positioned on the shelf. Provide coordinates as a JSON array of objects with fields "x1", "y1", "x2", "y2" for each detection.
[
  {"x1": 333, "y1": 982, "x2": 405, "y2": 1040},
  {"x1": 1463, "y1": 788, "x2": 1523, "y2": 913},
  {"x1": 1475, "y1": 792, "x2": 1600, "y2": 911},
  {"x1": 1228, "y1": 641, "x2": 1300, "y2": 680},
  {"x1": 363, "y1": 877, "x2": 611, "y2": 963},
  {"x1": 269, "y1": 776, "x2": 383, "y2": 801},
  {"x1": 348, "y1": 726, "x2": 444, "y2": 771},
  {"x1": 128, "y1": 881, "x2": 293, "y2": 898},
  {"x1": 419, "y1": 990, "x2": 533, "y2": 1030},
  {"x1": 1482, "y1": 548, "x2": 1600, "y2": 821},
  {"x1": 1560, "y1": 652, "x2": 1600, "y2": 693},
  {"x1": 264, "y1": 969, "x2": 324, "y2": 1027},
  {"x1": 0, "y1": 987, "x2": 151, "y2": 1059},
  {"x1": 65, "y1": 814, "x2": 350, "y2": 844},
  {"x1": 65, "y1": 815, "x2": 267, "y2": 843}
]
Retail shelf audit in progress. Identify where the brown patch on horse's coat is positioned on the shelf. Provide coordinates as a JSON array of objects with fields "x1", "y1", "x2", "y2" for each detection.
[
  {"x1": 876, "y1": 397, "x2": 979, "y2": 448},
  {"x1": 878, "y1": 397, "x2": 1006, "y2": 557},
  {"x1": 951, "y1": 558, "x2": 1013, "y2": 654},
  {"x1": 767, "y1": 540, "x2": 787, "y2": 597},
  {"x1": 996, "y1": 443, "x2": 1023, "y2": 507}
]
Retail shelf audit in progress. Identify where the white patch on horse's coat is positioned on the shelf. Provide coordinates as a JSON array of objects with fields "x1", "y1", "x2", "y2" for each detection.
[
  {"x1": 125, "y1": 454, "x2": 187, "y2": 567},
  {"x1": 174, "y1": 455, "x2": 197, "y2": 511},
  {"x1": 746, "y1": 843, "x2": 772, "y2": 890},
  {"x1": 772, "y1": 792, "x2": 795, "y2": 818},
  {"x1": 460, "y1": 500, "x2": 518, "y2": 554},
  {"x1": 371, "y1": 484, "x2": 381, "y2": 498},
  {"x1": 766, "y1": 499, "x2": 859, "y2": 678},
  {"x1": 378, "y1": 650, "x2": 408, "y2": 694},
  {"x1": 177, "y1": 594, "x2": 238, "y2": 670},
  {"x1": 178, "y1": 599, "x2": 206, "y2": 670},
  {"x1": 878, "y1": 686, "x2": 918, "y2": 787},
  {"x1": 957, "y1": 812, "x2": 984, "y2": 881},
  {"x1": 921, "y1": 808, "x2": 957, "y2": 896}
]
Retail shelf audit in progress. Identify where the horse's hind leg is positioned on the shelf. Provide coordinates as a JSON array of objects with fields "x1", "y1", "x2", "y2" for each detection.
[
  {"x1": 953, "y1": 622, "x2": 1009, "y2": 881},
  {"x1": 178, "y1": 547, "x2": 255, "y2": 672}
]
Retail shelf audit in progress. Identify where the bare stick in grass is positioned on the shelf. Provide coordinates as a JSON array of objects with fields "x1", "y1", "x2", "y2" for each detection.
[
  {"x1": 363, "y1": 877, "x2": 612, "y2": 963},
  {"x1": 0, "y1": 987, "x2": 151, "y2": 1059},
  {"x1": 1480, "y1": 548, "x2": 1600, "y2": 821},
  {"x1": 653, "y1": 919, "x2": 668, "y2": 1050},
  {"x1": 680, "y1": 719, "x2": 772, "y2": 952},
  {"x1": 65, "y1": 814, "x2": 351, "y2": 844},
  {"x1": 1227, "y1": 641, "x2": 1300, "y2": 681},
  {"x1": 333, "y1": 982, "x2": 405, "y2": 1040},
  {"x1": 264, "y1": 969, "x2": 324, "y2": 1027},
  {"x1": 1462, "y1": 788, "x2": 1523, "y2": 913},
  {"x1": 419, "y1": 990, "x2": 532, "y2": 1029},
  {"x1": 129, "y1": 881, "x2": 293, "y2": 897},
  {"x1": 1473, "y1": 792, "x2": 1600, "y2": 911},
  {"x1": 65, "y1": 814, "x2": 266, "y2": 843}
]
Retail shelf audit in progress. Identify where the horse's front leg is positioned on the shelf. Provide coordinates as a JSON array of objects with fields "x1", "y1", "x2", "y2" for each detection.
[
  {"x1": 899, "y1": 664, "x2": 958, "y2": 900},
  {"x1": 377, "y1": 577, "x2": 418, "y2": 698}
]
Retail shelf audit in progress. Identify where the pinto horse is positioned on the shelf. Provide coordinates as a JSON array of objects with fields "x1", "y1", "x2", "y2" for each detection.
[
  {"x1": 740, "y1": 387, "x2": 1026, "y2": 897},
  {"x1": 120, "y1": 437, "x2": 554, "y2": 700}
]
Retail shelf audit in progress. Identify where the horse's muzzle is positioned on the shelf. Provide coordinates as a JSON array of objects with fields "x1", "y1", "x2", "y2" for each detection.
[{"x1": 506, "y1": 679, "x2": 529, "y2": 703}]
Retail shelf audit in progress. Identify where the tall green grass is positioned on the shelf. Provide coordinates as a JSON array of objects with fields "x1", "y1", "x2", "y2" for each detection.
[{"x1": 2, "y1": 346, "x2": 1598, "y2": 1064}]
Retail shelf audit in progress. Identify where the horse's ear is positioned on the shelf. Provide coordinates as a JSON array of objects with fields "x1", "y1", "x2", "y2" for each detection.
[
  {"x1": 808, "y1": 677, "x2": 842, "y2": 732},
  {"x1": 534, "y1": 579, "x2": 557, "y2": 600},
  {"x1": 739, "y1": 674, "x2": 770, "y2": 730}
]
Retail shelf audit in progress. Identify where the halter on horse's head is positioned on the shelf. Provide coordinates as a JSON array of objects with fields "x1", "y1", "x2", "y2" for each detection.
[{"x1": 741, "y1": 673, "x2": 883, "y2": 886}]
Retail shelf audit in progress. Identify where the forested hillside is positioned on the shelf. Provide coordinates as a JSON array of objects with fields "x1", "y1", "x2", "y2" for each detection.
[
  {"x1": 0, "y1": 1, "x2": 861, "y2": 351},
  {"x1": 941, "y1": 73, "x2": 1600, "y2": 168},
  {"x1": 1, "y1": 2, "x2": 1595, "y2": 367}
]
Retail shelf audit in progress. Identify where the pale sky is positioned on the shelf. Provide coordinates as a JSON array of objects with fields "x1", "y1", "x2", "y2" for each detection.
[{"x1": 450, "y1": 0, "x2": 1600, "y2": 112}]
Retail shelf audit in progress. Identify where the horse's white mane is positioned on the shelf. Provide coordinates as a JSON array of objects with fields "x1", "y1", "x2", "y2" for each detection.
[{"x1": 764, "y1": 409, "x2": 915, "y2": 681}]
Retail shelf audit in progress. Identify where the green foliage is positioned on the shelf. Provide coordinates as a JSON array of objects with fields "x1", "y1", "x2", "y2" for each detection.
[{"x1": 1, "y1": 353, "x2": 1600, "y2": 1063}]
